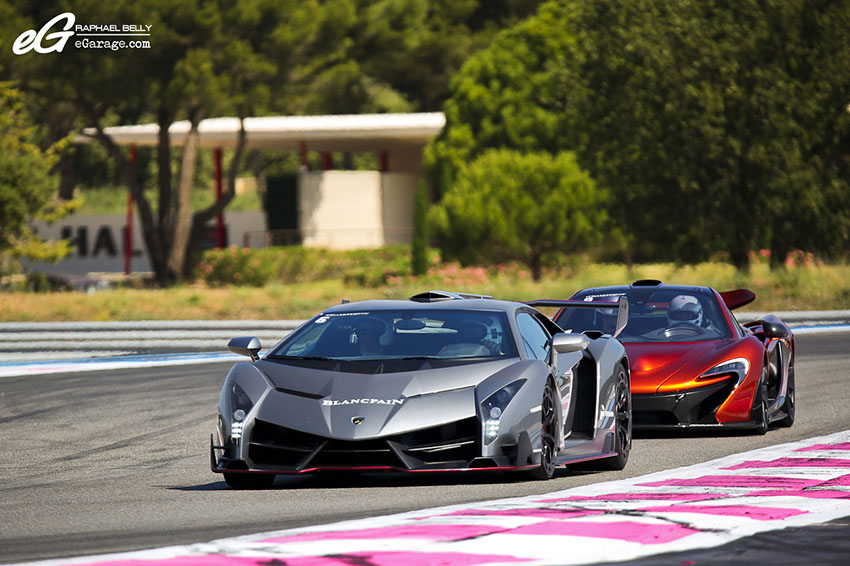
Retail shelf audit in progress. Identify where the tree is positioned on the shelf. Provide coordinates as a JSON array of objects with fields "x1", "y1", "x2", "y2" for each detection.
[
  {"x1": 411, "y1": 180, "x2": 429, "y2": 276},
  {"x1": 560, "y1": 0, "x2": 850, "y2": 268},
  {"x1": 427, "y1": 0, "x2": 850, "y2": 268},
  {"x1": 429, "y1": 149, "x2": 606, "y2": 280},
  {"x1": 296, "y1": 0, "x2": 547, "y2": 115},
  {"x1": 0, "y1": 1, "x2": 553, "y2": 285},
  {"x1": 424, "y1": 1, "x2": 574, "y2": 194},
  {"x1": 89, "y1": 0, "x2": 328, "y2": 283},
  {"x1": 0, "y1": 84, "x2": 73, "y2": 274},
  {"x1": 0, "y1": 0, "x2": 329, "y2": 284}
]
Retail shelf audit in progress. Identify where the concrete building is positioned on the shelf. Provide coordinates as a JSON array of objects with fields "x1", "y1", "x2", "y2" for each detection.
[
  {"x1": 84, "y1": 112, "x2": 445, "y2": 251},
  {"x1": 27, "y1": 112, "x2": 446, "y2": 277}
]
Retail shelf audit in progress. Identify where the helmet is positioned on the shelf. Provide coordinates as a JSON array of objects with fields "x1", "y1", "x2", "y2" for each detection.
[
  {"x1": 355, "y1": 316, "x2": 392, "y2": 346},
  {"x1": 668, "y1": 295, "x2": 703, "y2": 326}
]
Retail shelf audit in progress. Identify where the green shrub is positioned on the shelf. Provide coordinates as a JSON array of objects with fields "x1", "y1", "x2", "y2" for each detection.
[
  {"x1": 411, "y1": 181, "x2": 429, "y2": 276},
  {"x1": 342, "y1": 254, "x2": 410, "y2": 287},
  {"x1": 196, "y1": 245, "x2": 414, "y2": 287},
  {"x1": 196, "y1": 246, "x2": 275, "y2": 287}
]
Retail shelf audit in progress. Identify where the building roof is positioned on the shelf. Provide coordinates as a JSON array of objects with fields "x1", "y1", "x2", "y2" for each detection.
[{"x1": 78, "y1": 112, "x2": 446, "y2": 151}]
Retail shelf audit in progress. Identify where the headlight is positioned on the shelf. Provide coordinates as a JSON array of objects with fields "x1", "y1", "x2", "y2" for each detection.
[
  {"x1": 229, "y1": 382, "x2": 254, "y2": 440},
  {"x1": 480, "y1": 379, "x2": 526, "y2": 444},
  {"x1": 697, "y1": 358, "x2": 750, "y2": 387}
]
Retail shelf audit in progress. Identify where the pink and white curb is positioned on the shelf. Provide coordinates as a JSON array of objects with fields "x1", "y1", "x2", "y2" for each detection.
[{"x1": 20, "y1": 430, "x2": 850, "y2": 566}]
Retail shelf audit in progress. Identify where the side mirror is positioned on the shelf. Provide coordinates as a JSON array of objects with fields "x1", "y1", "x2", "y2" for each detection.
[
  {"x1": 761, "y1": 321, "x2": 789, "y2": 339},
  {"x1": 228, "y1": 336, "x2": 261, "y2": 361},
  {"x1": 552, "y1": 332, "x2": 590, "y2": 354}
]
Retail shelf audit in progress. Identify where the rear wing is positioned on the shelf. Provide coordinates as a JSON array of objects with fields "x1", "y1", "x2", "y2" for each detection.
[
  {"x1": 528, "y1": 296, "x2": 629, "y2": 339},
  {"x1": 719, "y1": 288, "x2": 756, "y2": 311}
]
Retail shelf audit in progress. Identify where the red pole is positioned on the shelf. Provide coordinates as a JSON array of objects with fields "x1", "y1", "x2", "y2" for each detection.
[
  {"x1": 299, "y1": 141, "x2": 309, "y2": 170},
  {"x1": 379, "y1": 150, "x2": 389, "y2": 172},
  {"x1": 322, "y1": 152, "x2": 332, "y2": 171},
  {"x1": 124, "y1": 144, "x2": 136, "y2": 275},
  {"x1": 214, "y1": 147, "x2": 224, "y2": 248}
]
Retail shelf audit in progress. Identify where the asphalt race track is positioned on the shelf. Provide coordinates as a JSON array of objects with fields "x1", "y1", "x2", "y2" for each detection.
[{"x1": 0, "y1": 332, "x2": 847, "y2": 565}]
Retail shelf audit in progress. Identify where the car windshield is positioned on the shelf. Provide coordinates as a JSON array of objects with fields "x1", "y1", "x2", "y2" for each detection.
[
  {"x1": 555, "y1": 288, "x2": 732, "y2": 343},
  {"x1": 268, "y1": 309, "x2": 517, "y2": 361}
]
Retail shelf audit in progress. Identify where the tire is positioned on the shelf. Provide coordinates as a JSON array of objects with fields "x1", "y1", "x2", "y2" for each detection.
[
  {"x1": 526, "y1": 379, "x2": 558, "y2": 480},
  {"x1": 752, "y1": 365, "x2": 769, "y2": 435},
  {"x1": 223, "y1": 472, "x2": 276, "y2": 489},
  {"x1": 776, "y1": 364, "x2": 796, "y2": 428},
  {"x1": 573, "y1": 363, "x2": 631, "y2": 471},
  {"x1": 600, "y1": 364, "x2": 632, "y2": 470}
]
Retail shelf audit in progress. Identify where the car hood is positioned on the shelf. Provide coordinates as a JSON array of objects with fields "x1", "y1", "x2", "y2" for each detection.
[
  {"x1": 624, "y1": 340, "x2": 738, "y2": 394},
  {"x1": 251, "y1": 357, "x2": 521, "y2": 439}
]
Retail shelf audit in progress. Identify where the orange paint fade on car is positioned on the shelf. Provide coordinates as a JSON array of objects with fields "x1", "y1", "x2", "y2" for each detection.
[
  {"x1": 553, "y1": 281, "x2": 795, "y2": 430},
  {"x1": 626, "y1": 341, "x2": 729, "y2": 395}
]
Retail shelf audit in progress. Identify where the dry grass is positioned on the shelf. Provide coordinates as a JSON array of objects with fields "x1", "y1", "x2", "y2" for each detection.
[{"x1": 1, "y1": 261, "x2": 848, "y2": 322}]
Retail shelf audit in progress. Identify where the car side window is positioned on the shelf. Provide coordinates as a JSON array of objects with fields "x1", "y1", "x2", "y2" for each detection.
[{"x1": 517, "y1": 312, "x2": 551, "y2": 360}]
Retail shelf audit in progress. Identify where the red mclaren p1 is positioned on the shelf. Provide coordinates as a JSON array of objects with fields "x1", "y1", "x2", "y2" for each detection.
[{"x1": 531, "y1": 280, "x2": 795, "y2": 433}]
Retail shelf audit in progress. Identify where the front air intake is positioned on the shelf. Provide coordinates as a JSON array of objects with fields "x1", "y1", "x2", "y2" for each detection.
[{"x1": 248, "y1": 417, "x2": 480, "y2": 471}]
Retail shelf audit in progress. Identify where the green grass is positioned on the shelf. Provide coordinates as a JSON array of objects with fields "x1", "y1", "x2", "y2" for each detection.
[
  {"x1": 75, "y1": 186, "x2": 133, "y2": 214},
  {"x1": 75, "y1": 183, "x2": 262, "y2": 215},
  {"x1": 1, "y1": 258, "x2": 848, "y2": 321}
]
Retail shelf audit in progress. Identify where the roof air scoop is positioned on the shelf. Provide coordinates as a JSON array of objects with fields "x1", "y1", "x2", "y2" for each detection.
[
  {"x1": 631, "y1": 279, "x2": 663, "y2": 287},
  {"x1": 409, "y1": 290, "x2": 492, "y2": 302}
]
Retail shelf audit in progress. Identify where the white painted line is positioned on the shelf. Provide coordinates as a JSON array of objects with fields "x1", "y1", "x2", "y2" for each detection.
[
  {"x1": 788, "y1": 324, "x2": 850, "y2": 334},
  {"x1": 13, "y1": 429, "x2": 850, "y2": 566},
  {"x1": 0, "y1": 352, "x2": 242, "y2": 377},
  {"x1": 0, "y1": 322, "x2": 846, "y2": 375}
]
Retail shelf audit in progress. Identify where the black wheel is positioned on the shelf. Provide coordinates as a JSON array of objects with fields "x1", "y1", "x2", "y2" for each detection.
[
  {"x1": 752, "y1": 365, "x2": 769, "y2": 435},
  {"x1": 573, "y1": 363, "x2": 631, "y2": 471},
  {"x1": 603, "y1": 364, "x2": 632, "y2": 470},
  {"x1": 526, "y1": 379, "x2": 558, "y2": 480},
  {"x1": 776, "y1": 364, "x2": 795, "y2": 427},
  {"x1": 223, "y1": 472, "x2": 276, "y2": 489}
]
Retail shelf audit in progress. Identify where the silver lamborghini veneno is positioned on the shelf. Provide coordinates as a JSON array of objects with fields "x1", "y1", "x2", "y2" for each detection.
[{"x1": 211, "y1": 291, "x2": 632, "y2": 488}]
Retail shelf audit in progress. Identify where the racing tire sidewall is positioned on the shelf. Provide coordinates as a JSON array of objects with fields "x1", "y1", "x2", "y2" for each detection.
[
  {"x1": 752, "y1": 365, "x2": 769, "y2": 435},
  {"x1": 526, "y1": 379, "x2": 558, "y2": 480},
  {"x1": 777, "y1": 364, "x2": 796, "y2": 427}
]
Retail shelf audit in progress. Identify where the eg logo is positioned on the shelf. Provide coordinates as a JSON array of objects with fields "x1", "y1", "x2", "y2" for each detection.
[{"x1": 12, "y1": 12, "x2": 75, "y2": 55}]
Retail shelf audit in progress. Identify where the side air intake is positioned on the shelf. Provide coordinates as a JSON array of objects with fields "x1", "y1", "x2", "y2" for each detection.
[{"x1": 409, "y1": 290, "x2": 492, "y2": 303}]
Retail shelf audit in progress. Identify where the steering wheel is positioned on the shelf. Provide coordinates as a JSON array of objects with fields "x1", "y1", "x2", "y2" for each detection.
[{"x1": 662, "y1": 322, "x2": 706, "y2": 338}]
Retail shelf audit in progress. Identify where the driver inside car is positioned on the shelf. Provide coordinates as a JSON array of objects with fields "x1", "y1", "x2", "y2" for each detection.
[
  {"x1": 667, "y1": 295, "x2": 704, "y2": 327},
  {"x1": 458, "y1": 320, "x2": 499, "y2": 353},
  {"x1": 355, "y1": 317, "x2": 389, "y2": 356}
]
